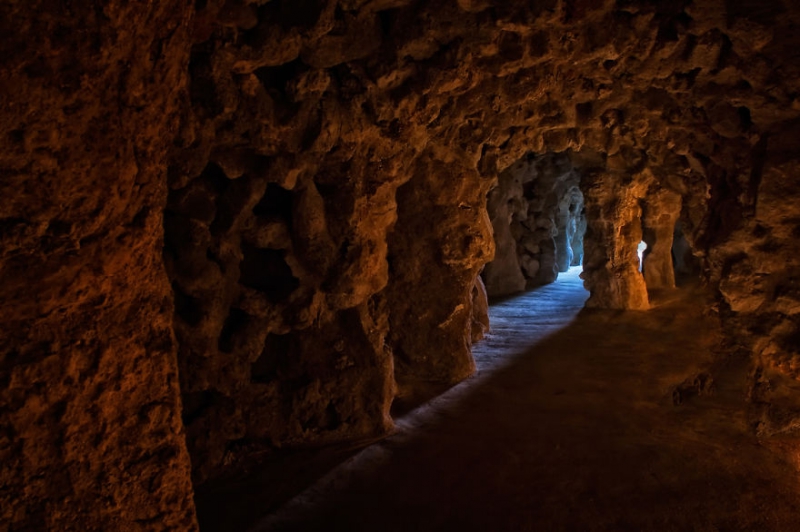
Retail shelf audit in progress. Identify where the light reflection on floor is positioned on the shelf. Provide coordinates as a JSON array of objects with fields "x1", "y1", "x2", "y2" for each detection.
[
  {"x1": 472, "y1": 265, "x2": 588, "y2": 374},
  {"x1": 391, "y1": 265, "x2": 590, "y2": 431}
]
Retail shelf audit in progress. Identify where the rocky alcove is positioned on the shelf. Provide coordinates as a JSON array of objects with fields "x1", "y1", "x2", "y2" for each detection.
[{"x1": 2, "y1": 0, "x2": 800, "y2": 530}]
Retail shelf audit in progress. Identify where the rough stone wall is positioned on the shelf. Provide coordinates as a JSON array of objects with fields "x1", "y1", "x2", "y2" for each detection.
[
  {"x1": 0, "y1": 2, "x2": 197, "y2": 531},
  {"x1": 167, "y1": 1, "x2": 412, "y2": 483},
  {"x1": 582, "y1": 167, "x2": 652, "y2": 310},
  {"x1": 715, "y1": 141, "x2": 800, "y2": 436},
  {"x1": 386, "y1": 153, "x2": 493, "y2": 399},
  {"x1": 672, "y1": 221, "x2": 698, "y2": 278},
  {"x1": 483, "y1": 152, "x2": 586, "y2": 297},
  {"x1": 482, "y1": 161, "x2": 528, "y2": 296}
]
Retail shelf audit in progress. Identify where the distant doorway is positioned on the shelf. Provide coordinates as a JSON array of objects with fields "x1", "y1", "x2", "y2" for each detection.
[{"x1": 482, "y1": 152, "x2": 586, "y2": 298}]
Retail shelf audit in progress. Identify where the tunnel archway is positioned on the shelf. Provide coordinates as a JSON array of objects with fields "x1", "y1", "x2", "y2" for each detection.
[{"x1": 482, "y1": 152, "x2": 588, "y2": 298}]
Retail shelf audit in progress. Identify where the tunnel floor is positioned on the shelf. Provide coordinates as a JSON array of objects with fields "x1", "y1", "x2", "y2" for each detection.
[{"x1": 211, "y1": 270, "x2": 800, "y2": 531}]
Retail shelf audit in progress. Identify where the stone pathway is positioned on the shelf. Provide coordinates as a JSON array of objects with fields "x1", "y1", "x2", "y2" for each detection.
[
  {"x1": 251, "y1": 269, "x2": 800, "y2": 532},
  {"x1": 473, "y1": 266, "x2": 589, "y2": 371}
]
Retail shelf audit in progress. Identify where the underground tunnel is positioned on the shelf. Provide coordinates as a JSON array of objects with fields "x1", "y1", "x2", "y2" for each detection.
[{"x1": 3, "y1": 0, "x2": 800, "y2": 530}]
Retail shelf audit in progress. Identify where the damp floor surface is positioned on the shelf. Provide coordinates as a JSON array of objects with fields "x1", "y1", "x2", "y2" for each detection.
[{"x1": 201, "y1": 268, "x2": 800, "y2": 532}]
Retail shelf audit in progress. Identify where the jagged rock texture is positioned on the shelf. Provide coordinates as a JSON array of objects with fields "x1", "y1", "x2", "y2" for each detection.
[
  {"x1": 0, "y1": 2, "x2": 197, "y2": 530},
  {"x1": 2, "y1": 0, "x2": 800, "y2": 529}
]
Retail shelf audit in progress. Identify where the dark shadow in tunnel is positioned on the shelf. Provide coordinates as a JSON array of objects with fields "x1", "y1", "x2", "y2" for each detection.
[
  {"x1": 193, "y1": 433, "x2": 384, "y2": 532},
  {"x1": 672, "y1": 220, "x2": 702, "y2": 287}
]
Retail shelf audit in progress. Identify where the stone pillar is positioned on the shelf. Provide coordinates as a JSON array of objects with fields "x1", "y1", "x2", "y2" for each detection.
[
  {"x1": 554, "y1": 205, "x2": 573, "y2": 272},
  {"x1": 387, "y1": 155, "x2": 494, "y2": 399},
  {"x1": 582, "y1": 172, "x2": 650, "y2": 310},
  {"x1": 556, "y1": 186, "x2": 585, "y2": 272},
  {"x1": 570, "y1": 198, "x2": 587, "y2": 267},
  {"x1": 471, "y1": 274, "x2": 491, "y2": 342},
  {"x1": 482, "y1": 169, "x2": 527, "y2": 296},
  {"x1": 0, "y1": 1, "x2": 197, "y2": 530},
  {"x1": 642, "y1": 188, "x2": 682, "y2": 289}
]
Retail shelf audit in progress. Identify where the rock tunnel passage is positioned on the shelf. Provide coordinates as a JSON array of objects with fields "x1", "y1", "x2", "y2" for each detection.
[
  {"x1": 4, "y1": 1, "x2": 800, "y2": 530},
  {"x1": 253, "y1": 277, "x2": 800, "y2": 532}
]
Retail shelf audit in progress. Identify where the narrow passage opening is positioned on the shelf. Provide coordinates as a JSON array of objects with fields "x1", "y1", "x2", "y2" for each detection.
[
  {"x1": 638, "y1": 240, "x2": 647, "y2": 272},
  {"x1": 482, "y1": 151, "x2": 586, "y2": 299},
  {"x1": 474, "y1": 151, "x2": 590, "y2": 373}
]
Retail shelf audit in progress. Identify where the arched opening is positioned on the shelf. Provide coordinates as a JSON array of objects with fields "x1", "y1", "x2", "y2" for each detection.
[
  {"x1": 482, "y1": 152, "x2": 587, "y2": 298},
  {"x1": 637, "y1": 240, "x2": 647, "y2": 272}
]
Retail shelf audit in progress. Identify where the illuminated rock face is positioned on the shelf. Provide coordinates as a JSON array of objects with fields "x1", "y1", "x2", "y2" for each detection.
[
  {"x1": 582, "y1": 169, "x2": 651, "y2": 310},
  {"x1": 642, "y1": 188, "x2": 682, "y2": 289},
  {"x1": 2, "y1": 0, "x2": 800, "y2": 529}
]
